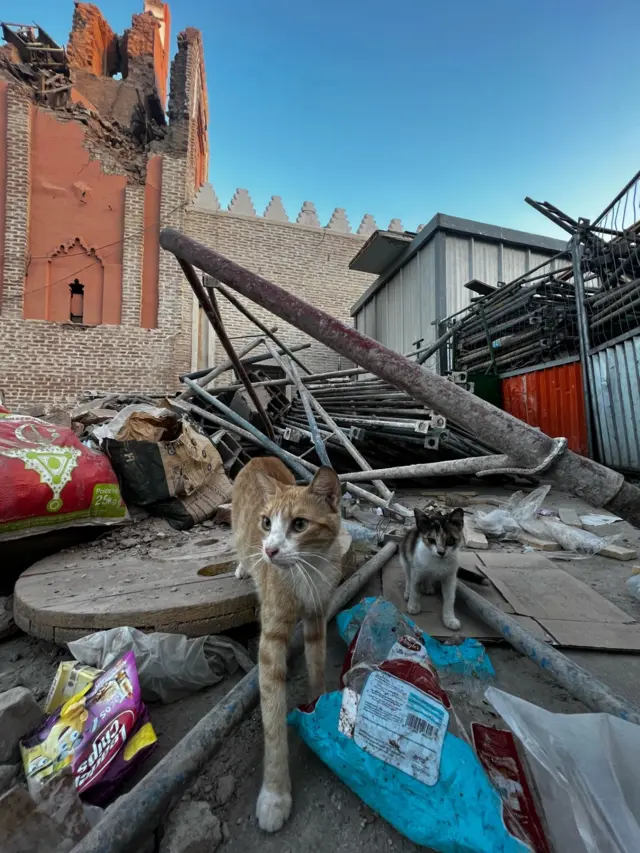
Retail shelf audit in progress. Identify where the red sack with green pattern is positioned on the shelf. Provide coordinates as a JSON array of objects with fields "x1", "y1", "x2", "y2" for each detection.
[{"x1": 0, "y1": 412, "x2": 128, "y2": 541}]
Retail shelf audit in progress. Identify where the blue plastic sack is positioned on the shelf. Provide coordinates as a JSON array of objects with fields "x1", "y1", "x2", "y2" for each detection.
[{"x1": 289, "y1": 598, "x2": 531, "y2": 853}]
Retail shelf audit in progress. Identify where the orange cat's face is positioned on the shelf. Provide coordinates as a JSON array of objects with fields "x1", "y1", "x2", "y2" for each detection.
[{"x1": 259, "y1": 468, "x2": 341, "y2": 569}]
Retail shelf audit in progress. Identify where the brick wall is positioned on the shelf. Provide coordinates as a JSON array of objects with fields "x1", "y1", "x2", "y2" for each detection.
[{"x1": 184, "y1": 208, "x2": 377, "y2": 377}]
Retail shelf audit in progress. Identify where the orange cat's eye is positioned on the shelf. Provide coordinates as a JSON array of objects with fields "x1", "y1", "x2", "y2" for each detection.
[
  {"x1": 292, "y1": 517, "x2": 308, "y2": 532},
  {"x1": 261, "y1": 516, "x2": 271, "y2": 531}
]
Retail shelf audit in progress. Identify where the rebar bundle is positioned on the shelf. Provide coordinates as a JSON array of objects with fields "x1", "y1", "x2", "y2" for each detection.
[{"x1": 451, "y1": 267, "x2": 579, "y2": 374}]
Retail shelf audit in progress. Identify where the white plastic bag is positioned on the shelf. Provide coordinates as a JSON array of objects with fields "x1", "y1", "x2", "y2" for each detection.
[
  {"x1": 473, "y1": 508, "x2": 520, "y2": 539},
  {"x1": 474, "y1": 486, "x2": 614, "y2": 555},
  {"x1": 69, "y1": 626, "x2": 253, "y2": 704},
  {"x1": 487, "y1": 687, "x2": 640, "y2": 853}
]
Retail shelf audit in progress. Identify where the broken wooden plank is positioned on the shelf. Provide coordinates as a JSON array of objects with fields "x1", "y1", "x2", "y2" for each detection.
[
  {"x1": 558, "y1": 507, "x2": 582, "y2": 528},
  {"x1": 516, "y1": 531, "x2": 562, "y2": 551},
  {"x1": 463, "y1": 519, "x2": 488, "y2": 550},
  {"x1": 598, "y1": 543, "x2": 638, "y2": 561}
]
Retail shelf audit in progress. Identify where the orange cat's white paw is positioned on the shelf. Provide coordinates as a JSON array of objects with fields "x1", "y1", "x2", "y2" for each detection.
[
  {"x1": 256, "y1": 787, "x2": 292, "y2": 833},
  {"x1": 235, "y1": 563, "x2": 249, "y2": 579}
]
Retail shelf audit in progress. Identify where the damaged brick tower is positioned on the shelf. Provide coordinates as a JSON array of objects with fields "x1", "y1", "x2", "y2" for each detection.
[{"x1": 0, "y1": 1, "x2": 209, "y2": 404}]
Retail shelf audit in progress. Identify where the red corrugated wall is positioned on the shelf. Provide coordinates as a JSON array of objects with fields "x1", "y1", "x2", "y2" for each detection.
[{"x1": 502, "y1": 361, "x2": 588, "y2": 456}]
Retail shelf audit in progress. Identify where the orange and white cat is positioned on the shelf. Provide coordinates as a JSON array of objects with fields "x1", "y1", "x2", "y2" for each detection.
[{"x1": 232, "y1": 457, "x2": 342, "y2": 833}]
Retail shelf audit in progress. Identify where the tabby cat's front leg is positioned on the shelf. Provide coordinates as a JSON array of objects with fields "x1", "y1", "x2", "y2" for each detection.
[
  {"x1": 257, "y1": 615, "x2": 296, "y2": 832},
  {"x1": 304, "y1": 615, "x2": 326, "y2": 701}
]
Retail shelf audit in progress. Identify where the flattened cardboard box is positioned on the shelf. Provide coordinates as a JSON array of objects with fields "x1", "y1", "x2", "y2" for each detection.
[{"x1": 383, "y1": 551, "x2": 640, "y2": 651}]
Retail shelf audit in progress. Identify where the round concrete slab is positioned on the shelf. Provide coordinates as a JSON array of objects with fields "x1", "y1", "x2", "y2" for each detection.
[{"x1": 14, "y1": 529, "x2": 354, "y2": 643}]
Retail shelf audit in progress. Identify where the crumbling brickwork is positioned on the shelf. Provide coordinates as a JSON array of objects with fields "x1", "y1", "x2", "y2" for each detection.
[
  {"x1": 0, "y1": 1, "x2": 376, "y2": 406},
  {"x1": 67, "y1": 3, "x2": 119, "y2": 77},
  {"x1": 0, "y1": 2, "x2": 203, "y2": 406}
]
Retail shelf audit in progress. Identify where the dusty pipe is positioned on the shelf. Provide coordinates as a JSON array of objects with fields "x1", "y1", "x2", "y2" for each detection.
[
  {"x1": 288, "y1": 360, "x2": 332, "y2": 468},
  {"x1": 262, "y1": 339, "x2": 332, "y2": 467},
  {"x1": 178, "y1": 333, "x2": 269, "y2": 400},
  {"x1": 183, "y1": 378, "x2": 313, "y2": 480},
  {"x1": 182, "y1": 381, "x2": 409, "y2": 517},
  {"x1": 214, "y1": 281, "x2": 313, "y2": 375},
  {"x1": 71, "y1": 543, "x2": 398, "y2": 853},
  {"x1": 177, "y1": 259, "x2": 275, "y2": 440},
  {"x1": 159, "y1": 229, "x2": 636, "y2": 522},
  {"x1": 337, "y1": 455, "x2": 510, "y2": 482},
  {"x1": 458, "y1": 583, "x2": 640, "y2": 723}
]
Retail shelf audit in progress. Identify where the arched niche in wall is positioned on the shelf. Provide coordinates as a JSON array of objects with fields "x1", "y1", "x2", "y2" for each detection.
[{"x1": 24, "y1": 237, "x2": 115, "y2": 325}]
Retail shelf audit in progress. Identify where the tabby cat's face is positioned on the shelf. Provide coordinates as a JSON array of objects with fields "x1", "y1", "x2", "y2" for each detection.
[
  {"x1": 259, "y1": 467, "x2": 341, "y2": 569},
  {"x1": 415, "y1": 507, "x2": 464, "y2": 558}
]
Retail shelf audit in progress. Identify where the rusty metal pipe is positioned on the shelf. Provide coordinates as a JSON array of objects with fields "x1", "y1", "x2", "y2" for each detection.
[
  {"x1": 159, "y1": 229, "x2": 637, "y2": 522},
  {"x1": 262, "y1": 340, "x2": 332, "y2": 467},
  {"x1": 177, "y1": 259, "x2": 275, "y2": 440},
  {"x1": 213, "y1": 280, "x2": 313, "y2": 375}
]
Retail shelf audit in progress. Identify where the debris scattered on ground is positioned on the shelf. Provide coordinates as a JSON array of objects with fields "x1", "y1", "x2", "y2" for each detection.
[
  {"x1": 160, "y1": 800, "x2": 223, "y2": 853},
  {"x1": 68, "y1": 627, "x2": 253, "y2": 704},
  {"x1": 0, "y1": 762, "x2": 19, "y2": 795},
  {"x1": 0, "y1": 595, "x2": 18, "y2": 641},
  {"x1": 215, "y1": 774, "x2": 236, "y2": 807},
  {"x1": 0, "y1": 773, "x2": 94, "y2": 853},
  {"x1": 0, "y1": 687, "x2": 44, "y2": 763}
]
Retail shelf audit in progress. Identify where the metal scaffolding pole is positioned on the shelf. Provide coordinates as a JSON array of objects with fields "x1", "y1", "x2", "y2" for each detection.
[{"x1": 160, "y1": 228, "x2": 640, "y2": 525}]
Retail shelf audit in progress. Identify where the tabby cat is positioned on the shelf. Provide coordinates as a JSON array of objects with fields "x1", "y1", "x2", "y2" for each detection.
[
  {"x1": 400, "y1": 506, "x2": 464, "y2": 630},
  {"x1": 232, "y1": 457, "x2": 342, "y2": 833}
]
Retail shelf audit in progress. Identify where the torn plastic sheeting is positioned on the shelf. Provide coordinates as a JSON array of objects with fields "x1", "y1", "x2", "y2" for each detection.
[
  {"x1": 289, "y1": 598, "x2": 538, "y2": 853},
  {"x1": 92, "y1": 404, "x2": 174, "y2": 443},
  {"x1": 487, "y1": 686, "x2": 640, "y2": 853},
  {"x1": 474, "y1": 485, "x2": 617, "y2": 555},
  {"x1": 68, "y1": 627, "x2": 254, "y2": 704}
]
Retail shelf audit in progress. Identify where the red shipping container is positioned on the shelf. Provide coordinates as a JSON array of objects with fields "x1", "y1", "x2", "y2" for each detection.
[{"x1": 501, "y1": 361, "x2": 588, "y2": 456}]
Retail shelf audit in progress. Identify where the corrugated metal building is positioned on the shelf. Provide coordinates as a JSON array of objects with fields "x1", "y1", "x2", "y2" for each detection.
[
  {"x1": 590, "y1": 333, "x2": 640, "y2": 473},
  {"x1": 350, "y1": 214, "x2": 568, "y2": 367}
]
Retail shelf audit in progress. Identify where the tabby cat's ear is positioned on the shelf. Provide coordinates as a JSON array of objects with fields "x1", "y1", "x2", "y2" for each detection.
[
  {"x1": 448, "y1": 507, "x2": 464, "y2": 528},
  {"x1": 307, "y1": 466, "x2": 341, "y2": 512},
  {"x1": 414, "y1": 507, "x2": 432, "y2": 534}
]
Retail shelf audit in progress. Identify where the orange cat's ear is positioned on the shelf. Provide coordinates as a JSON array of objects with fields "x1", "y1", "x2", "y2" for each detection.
[
  {"x1": 307, "y1": 466, "x2": 341, "y2": 512},
  {"x1": 255, "y1": 471, "x2": 281, "y2": 498}
]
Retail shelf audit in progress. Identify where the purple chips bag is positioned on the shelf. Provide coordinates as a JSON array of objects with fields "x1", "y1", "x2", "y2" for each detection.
[{"x1": 21, "y1": 650, "x2": 157, "y2": 805}]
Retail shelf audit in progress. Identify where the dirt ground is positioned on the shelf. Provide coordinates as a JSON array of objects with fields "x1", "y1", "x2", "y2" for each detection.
[{"x1": 3, "y1": 481, "x2": 640, "y2": 852}]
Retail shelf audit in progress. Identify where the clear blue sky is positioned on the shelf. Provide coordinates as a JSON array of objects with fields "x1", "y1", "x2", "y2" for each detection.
[{"x1": 4, "y1": 0, "x2": 640, "y2": 237}]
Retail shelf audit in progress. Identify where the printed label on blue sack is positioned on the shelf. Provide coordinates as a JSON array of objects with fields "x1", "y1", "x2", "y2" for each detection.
[
  {"x1": 387, "y1": 635, "x2": 436, "y2": 674},
  {"x1": 353, "y1": 670, "x2": 448, "y2": 786}
]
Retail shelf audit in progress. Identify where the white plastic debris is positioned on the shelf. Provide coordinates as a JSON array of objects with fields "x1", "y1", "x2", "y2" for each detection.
[
  {"x1": 487, "y1": 687, "x2": 640, "y2": 853},
  {"x1": 69, "y1": 627, "x2": 253, "y2": 704}
]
